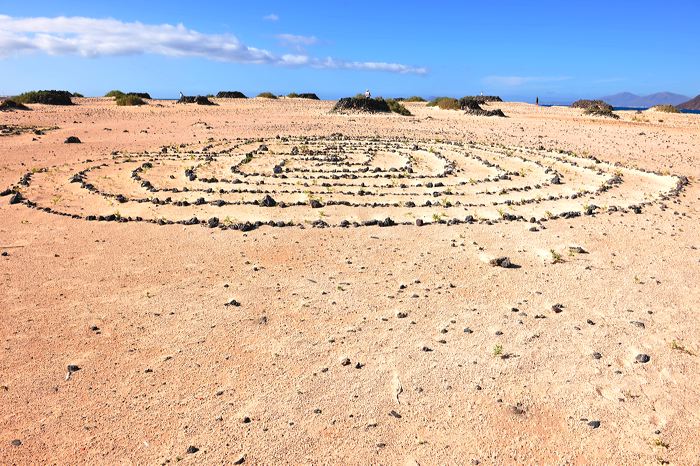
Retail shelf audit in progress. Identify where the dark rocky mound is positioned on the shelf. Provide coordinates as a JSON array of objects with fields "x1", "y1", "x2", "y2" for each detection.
[
  {"x1": 461, "y1": 95, "x2": 503, "y2": 104},
  {"x1": 216, "y1": 91, "x2": 247, "y2": 98},
  {"x1": 178, "y1": 95, "x2": 217, "y2": 105},
  {"x1": 331, "y1": 97, "x2": 391, "y2": 113},
  {"x1": 64, "y1": 136, "x2": 81, "y2": 144},
  {"x1": 461, "y1": 98, "x2": 506, "y2": 117},
  {"x1": 287, "y1": 93, "x2": 320, "y2": 100},
  {"x1": 14, "y1": 90, "x2": 74, "y2": 105},
  {"x1": 0, "y1": 100, "x2": 30, "y2": 111},
  {"x1": 677, "y1": 94, "x2": 700, "y2": 111},
  {"x1": 571, "y1": 99, "x2": 613, "y2": 111}
]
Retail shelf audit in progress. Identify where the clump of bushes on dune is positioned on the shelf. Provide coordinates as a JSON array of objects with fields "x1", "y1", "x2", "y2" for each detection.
[
  {"x1": 427, "y1": 97, "x2": 461, "y2": 110},
  {"x1": 572, "y1": 99, "x2": 619, "y2": 119},
  {"x1": 287, "y1": 92, "x2": 320, "y2": 100},
  {"x1": 0, "y1": 99, "x2": 31, "y2": 111},
  {"x1": 177, "y1": 95, "x2": 217, "y2": 105},
  {"x1": 403, "y1": 96, "x2": 427, "y2": 102},
  {"x1": 106, "y1": 90, "x2": 151, "y2": 99},
  {"x1": 331, "y1": 96, "x2": 412, "y2": 116},
  {"x1": 116, "y1": 94, "x2": 147, "y2": 106},
  {"x1": 216, "y1": 91, "x2": 247, "y2": 98},
  {"x1": 651, "y1": 104, "x2": 679, "y2": 113},
  {"x1": 14, "y1": 90, "x2": 74, "y2": 105},
  {"x1": 257, "y1": 92, "x2": 278, "y2": 99},
  {"x1": 386, "y1": 99, "x2": 412, "y2": 116},
  {"x1": 571, "y1": 99, "x2": 613, "y2": 111}
]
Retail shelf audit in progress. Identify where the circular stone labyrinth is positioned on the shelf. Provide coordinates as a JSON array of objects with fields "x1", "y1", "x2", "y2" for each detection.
[{"x1": 6, "y1": 135, "x2": 688, "y2": 231}]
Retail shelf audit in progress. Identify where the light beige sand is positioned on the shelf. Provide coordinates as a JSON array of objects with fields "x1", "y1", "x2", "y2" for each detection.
[{"x1": 1, "y1": 98, "x2": 699, "y2": 464}]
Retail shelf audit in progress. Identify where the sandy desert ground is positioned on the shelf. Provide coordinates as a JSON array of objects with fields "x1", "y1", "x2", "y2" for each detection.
[{"x1": 1, "y1": 98, "x2": 699, "y2": 464}]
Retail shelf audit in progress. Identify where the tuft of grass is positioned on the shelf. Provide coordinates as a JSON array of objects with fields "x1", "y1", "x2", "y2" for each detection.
[
  {"x1": 550, "y1": 249, "x2": 564, "y2": 264},
  {"x1": 493, "y1": 344, "x2": 504, "y2": 357},
  {"x1": 670, "y1": 340, "x2": 695, "y2": 356},
  {"x1": 257, "y1": 92, "x2": 277, "y2": 99}
]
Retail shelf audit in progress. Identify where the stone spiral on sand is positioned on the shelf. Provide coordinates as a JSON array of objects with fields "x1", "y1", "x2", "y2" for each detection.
[{"x1": 4, "y1": 135, "x2": 686, "y2": 231}]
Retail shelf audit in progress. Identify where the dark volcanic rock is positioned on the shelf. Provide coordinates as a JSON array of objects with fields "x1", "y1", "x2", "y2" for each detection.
[
  {"x1": 489, "y1": 257, "x2": 514, "y2": 268},
  {"x1": 64, "y1": 136, "x2": 81, "y2": 144},
  {"x1": 635, "y1": 354, "x2": 651, "y2": 363},
  {"x1": 261, "y1": 195, "x2": 277, "y2": 207}
]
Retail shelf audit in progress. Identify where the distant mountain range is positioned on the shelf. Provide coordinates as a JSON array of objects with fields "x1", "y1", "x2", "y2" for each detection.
[
  {"x1": 677, "y1": 95, "x2": 700, "y2": 110},
  {"x1": 600, "y1": 92, "x2": 690, "y2": 107}
]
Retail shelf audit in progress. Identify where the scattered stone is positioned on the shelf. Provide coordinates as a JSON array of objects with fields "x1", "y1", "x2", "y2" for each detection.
[
  {"x1": 635, "y1": 354, "x2": 651, "y2": 363},
  {"x1": 340, "y1": 357, "x2": 351, "y2": 366},
  {"x1": 11, "y1": 439, "x2": 22, "y2": 446},
  {"x1": 186, "y1": 446, "x2": 199, "y2": 454},
  {"x1": 592, "y1": 352, "x2": 602, "y2": 359},
  {"x1": 489, "y1": 257, "x2": 513, "y2": 268},
  {"x1": 587, "y1": 420, "x2": 601, "y2": 428},
  {"x1": 225, "y1": 299, "x2": 241, "y2": 307},
  {"x1": 389, "y1": 410, "x2": 402, "y2": 419},
  {"x1": 396, "y1": 311, "x2": 408, "y2": 319},
  {"x1": 64, "y1": 136, "x2": 81, "y2": 144}
]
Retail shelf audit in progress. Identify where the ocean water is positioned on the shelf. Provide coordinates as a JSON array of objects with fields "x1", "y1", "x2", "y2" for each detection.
[
  {"x1": 613, "y1": 106, "x2": 700, "y2": 114},
  {"x1": 541, "y1": 104, "x2": 699, "y2": 115}
]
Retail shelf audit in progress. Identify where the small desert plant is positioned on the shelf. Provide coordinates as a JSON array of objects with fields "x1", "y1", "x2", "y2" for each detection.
[
  {"x1": 670, "y1": 340, "x2": 695, "y2": 356},
  {"x1": 403, "y1": 96, "x2": 426, "y2": 102},
  {"x1": 257, "y1": 92, "x2": 277, "y2": 99},
  {"x1": 493, "y1": 344, "x2": 504, "y2": 356},
  {"x1": 550, "y1": 249, "x2": 564, "y2": 263}
]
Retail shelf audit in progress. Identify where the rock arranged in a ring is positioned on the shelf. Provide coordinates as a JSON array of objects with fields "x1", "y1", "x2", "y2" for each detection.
[{"x1": 4, "y1": 135, "x2": 687, "y2": 231}]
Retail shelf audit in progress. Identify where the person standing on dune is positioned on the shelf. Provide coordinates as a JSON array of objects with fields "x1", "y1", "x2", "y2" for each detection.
[{"x1": 365, "y1": 89, "x2": 371, "y2": 99}]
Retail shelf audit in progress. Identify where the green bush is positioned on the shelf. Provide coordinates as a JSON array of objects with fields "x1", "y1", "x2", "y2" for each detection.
[
  {"x1": 115, "y1": 94, "x2": 147, "y2": 106},
  {"x1": 216, "y1": 91, "x2": 247, "y2": 98},
  {"x1": 72, "y1": 92, "x2": 84, "y2": 98},
  {"x1": 14, "y1": 90, "x2": 74, "y2": 105},
  {"x1": 583, "y1": 107, "x2": 619, "y2": 119},
  {"x1": 404, "y1": 96, "x2": 427, "y2": 102},
  {"x1": 386, "y1": 99, "x2": 412, "y2": 116},
  {"x1": 427, "y1": 97, "x2": 460, "y2": 110},
  {"x1": 257, "y1": 92, "x2": 277, "y2": 99},
  {"x1": 105, "y1": 90, "x2": 125, "y2": 98},
  {"x1": 287, "y1": 92, "x2": 320, "y2": 100}
]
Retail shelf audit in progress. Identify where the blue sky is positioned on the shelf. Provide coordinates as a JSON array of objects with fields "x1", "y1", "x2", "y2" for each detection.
[{"x1": 1, "y1": 0, "x2": 698, "y2": 102}]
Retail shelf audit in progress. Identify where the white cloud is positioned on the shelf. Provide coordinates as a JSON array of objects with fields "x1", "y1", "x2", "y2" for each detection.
[
  {"x1": 483, "y1": 75, "x2": 571, "y2": 87},
  {"x1": 276, "y1": 33, "x2": 319, "y2": 49},
  {"x1": 0, "y1": 15, "x2": 426, "y2": 74},
  {"x1": 263, "y1": 14, "x2": 279, "y2": 22}
]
